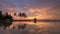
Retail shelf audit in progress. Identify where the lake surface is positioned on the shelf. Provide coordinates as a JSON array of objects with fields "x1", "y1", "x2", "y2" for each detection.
[{"x1": 0, "y1": 21, "x2": 60, "y2": 34}]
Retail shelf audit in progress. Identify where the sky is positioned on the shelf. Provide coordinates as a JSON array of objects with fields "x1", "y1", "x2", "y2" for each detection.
[{"x1": 0, "y1": 0, "x2": 60, "y2": 19}]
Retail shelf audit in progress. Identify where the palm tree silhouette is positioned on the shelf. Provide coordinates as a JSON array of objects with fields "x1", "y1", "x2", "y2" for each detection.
[
  {"x1": 22, "y1": 13, "x2": 27, "y2": 18},
  {"x1": 18, "y1": 12, "x2": 22, "y2": 16},
  {"x1": 18, "y1": 12, "x2": 27, "y2": 18},
  {"x1": 14, "y1": 13, "x2": 16, "y2": 16},
  {"x1": 0, "y1": 10, "x2": 3, "y2": 20}
]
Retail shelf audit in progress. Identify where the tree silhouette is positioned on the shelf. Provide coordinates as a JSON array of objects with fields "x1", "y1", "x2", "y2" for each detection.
[
  {"x1": 0, "y1": 10, "x2": 3, "y2": 20},
  {"x1": 4, "y1": 12, "x2": 13, "y2": 20},
  {"x1": 0, "y1": 10, "x2": 2, "y2": 15},
  {"x1": 14, "y1": 13, "x2": 16, "y2": 16},
  {"x1": 18, "y1": 12, "x2": 27, "y2": 18},
  {"x1": 0, "y1": 10, "x2": 3, "y2": 26},
  {"x1": 22, "y1": 13, "x2": 27, "y2": 18},
  {"x1": 18, "y1": 12, "x2": 22, "y2": 16},
  {"x1": 34, "y1": 18, "x2": 37, "y2": 23},
  {"x1": 6, "y1": 12, "x2": 8, "y2": 15}
]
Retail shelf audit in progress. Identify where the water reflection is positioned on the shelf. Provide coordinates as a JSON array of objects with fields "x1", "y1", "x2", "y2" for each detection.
[
  {"x1": 0, "y1": 21, "x2": 12, "y2": 30},
  {"x1": 0, "y1": 21, "x2": 60, "y2": 34}
]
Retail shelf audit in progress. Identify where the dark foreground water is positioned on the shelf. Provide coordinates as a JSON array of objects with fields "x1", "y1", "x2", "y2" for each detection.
[{"x1": 0, "y1": 21, "x2": 60, "y2": 34}]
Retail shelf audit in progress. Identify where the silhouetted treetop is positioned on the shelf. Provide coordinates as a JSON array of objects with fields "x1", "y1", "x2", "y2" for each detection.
[
  {"x1": 14, "y1": 13, "x2": 16, "y2": 16},
  {"x1": 0, "y1": 10, "x2": 2, "y2": 15},
  {"x1": 0, "y1": 10, "x2": 3, "y2": 20},
  {"x1": 18, "y1": 12, "x2": 27, "y2": 18},
  {"x1": 18, "y1": 12, "x2": 22, "y2": 16}
]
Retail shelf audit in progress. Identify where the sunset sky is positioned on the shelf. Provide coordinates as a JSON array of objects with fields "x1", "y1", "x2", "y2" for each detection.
[{"x1": 0, "y1": 0, "x2": 60, "y2": 19}]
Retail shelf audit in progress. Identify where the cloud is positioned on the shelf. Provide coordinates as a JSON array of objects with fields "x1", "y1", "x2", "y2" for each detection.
[
  {"x1": 0, "y1": 0, "x2": 60, "y2": 19},
  {"x1": 46, "y1": 5, "x2": 60, "y2": 19},
  {"x1": 27, "y1": 7, "x2": 54, "y2": 19}
]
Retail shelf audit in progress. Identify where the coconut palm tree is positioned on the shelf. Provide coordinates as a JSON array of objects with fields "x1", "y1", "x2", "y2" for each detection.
[
  {"x1": 0, "y1": 10, "x2": 3, "y2": 20},
  {"x1": 18, "y1": 12, "x2": 22, "y2": 16},
  {"x1": 14, "y1": 13, "x2": 16, "y2": 16},
  {"x1": 22, "y1": 13, "x2": 27, "y2": 18},
  {"x1": 18, "y1": 12, "x2": 27, "y2": 18}
]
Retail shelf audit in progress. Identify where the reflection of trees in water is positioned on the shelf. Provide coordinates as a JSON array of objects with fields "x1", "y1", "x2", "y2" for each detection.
[
  {"x1": 3, "y1": 21, "x2": 12, "y2": 30},
  {"x1": 13, "y1": 24, "x2": 27, "y2": 30},
  {"x1": 18, "y1": 24, "x2": 27, "y2": 30},
  {"x1": 0, "y1": 20, "x2": 12, "y2": 30}
]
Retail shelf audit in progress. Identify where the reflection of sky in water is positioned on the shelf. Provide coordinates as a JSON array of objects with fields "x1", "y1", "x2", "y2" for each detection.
[{"x1": 0, "y1": 22, "x2": 60, "y2": 34}]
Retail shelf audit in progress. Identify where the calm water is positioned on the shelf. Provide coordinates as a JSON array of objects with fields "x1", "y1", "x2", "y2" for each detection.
[{"x1": 0, "y1": 21, "x2": 60, "y2": 34}]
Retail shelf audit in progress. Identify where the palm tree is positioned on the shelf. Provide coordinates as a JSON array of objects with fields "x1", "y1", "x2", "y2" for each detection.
[
  {"x1": 21, "y1": 13, "x2": 27, "y2": 18},
  {"x1": 18, "y1": 12, "x2": 27, "y2": 18},
  {"x1": 18, "y1": 12, "x2": 22, "y2": 17},
  {"x1": 6, "y1": 12, "x2": 8, "y2": 15},
  {"x1": 0, "y1": 10, "x2": 3, "y2": 19},
  {"x1": 0, "y1": 10, "x2": 2, "y2": 15},
  {"x1": 14, "y1": 13, "x2": 16, "y2": 16}
]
